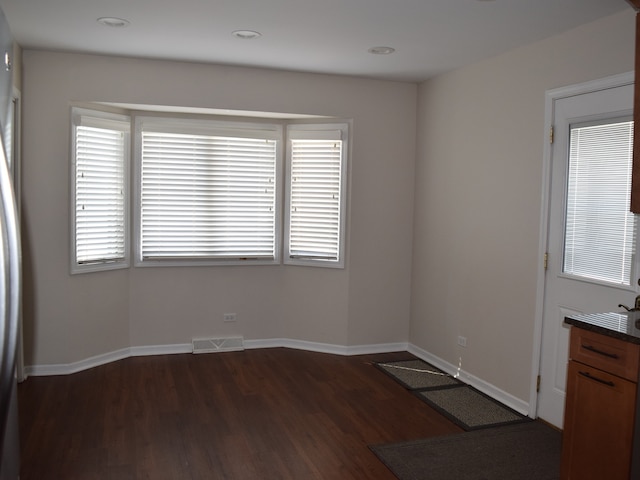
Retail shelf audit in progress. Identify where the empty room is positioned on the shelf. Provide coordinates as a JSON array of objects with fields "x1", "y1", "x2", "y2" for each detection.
[{"x1": 0, "y1": 1, "x2": 637, "y2": 479}]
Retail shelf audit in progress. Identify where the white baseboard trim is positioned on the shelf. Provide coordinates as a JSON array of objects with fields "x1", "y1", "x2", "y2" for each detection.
[
  {"x1": 130, "y1": 343, "x2": 193, "y2": 357},
  {"x1": 24, "y1": 343, "x2": 193, "y2": 377},
  {"x1": 24, "y1": 340, "x2": 408, "y2": 377},
  {"x1": 408, "y1": 343, "x2": 531, "y2": 417},
  {"x1": 244, "y1": 338, "x2": 408, "y2": 356},
  {"x1": 347, "y1": 341, "x2": 409, "y2": 356},
  {"x1": 25, "y1": 347, "x2": 132, "y2": 377},
  {"x1": 244, "y1": 338, "x2": 348, "y2": 355}
]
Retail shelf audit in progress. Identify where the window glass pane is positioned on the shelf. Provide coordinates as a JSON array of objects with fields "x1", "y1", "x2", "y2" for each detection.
[
  {"x1": 140, "y1": 130, "x2": 277, "y2": 260},
  {"x1": 288, "y1": 138, "x2": 342, "y2": 261},
  {"x1": 75, "y1": 124, "x2": 126, "y2": 265},
  {"x1": 563, "y1": 119, "x2": 635, "y2": 285}
]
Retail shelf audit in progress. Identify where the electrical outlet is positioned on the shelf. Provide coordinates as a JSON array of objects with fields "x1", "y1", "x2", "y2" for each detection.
[
  {"x1": 457, "y1": 336, "x2": 467, "y2": 347},
  {"x1": 223, "y1": 313, "x2": 237, "y2": 322}
]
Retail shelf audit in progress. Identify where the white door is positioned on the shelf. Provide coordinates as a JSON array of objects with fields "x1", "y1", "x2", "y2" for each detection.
[{"x1": 537, "y1": 80, "x2": 637, "y2": 429}]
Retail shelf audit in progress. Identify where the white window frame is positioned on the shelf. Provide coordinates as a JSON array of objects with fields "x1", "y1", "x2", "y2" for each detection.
[
  {"x1": 70, "y1": 108, "x2": 130, "y2": 274},
  {"x1": 133, "y1": 115, "x2": 283, "y2": 267},
  {"x1": 284, "y1": 123, "x2": 349, "y2": 268}
]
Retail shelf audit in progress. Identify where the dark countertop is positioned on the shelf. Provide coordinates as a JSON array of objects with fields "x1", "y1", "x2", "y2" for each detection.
[{"x1": 564, "y1": 311, "x2": 640, "y2": 344}]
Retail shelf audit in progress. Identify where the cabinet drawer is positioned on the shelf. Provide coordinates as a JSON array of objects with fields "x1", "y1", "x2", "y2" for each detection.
[{"x1": 570, "y1": 328, "x2": 640, "y2": 382}]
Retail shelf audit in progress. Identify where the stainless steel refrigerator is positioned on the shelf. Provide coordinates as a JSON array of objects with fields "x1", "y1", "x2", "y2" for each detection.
[{"x1": 0, "y1": 6, "x2": 20, "y2": 479}]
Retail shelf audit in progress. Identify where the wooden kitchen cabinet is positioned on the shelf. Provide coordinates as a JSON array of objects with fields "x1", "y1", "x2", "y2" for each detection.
[{"x1": 560, "y1": 327, "x2": 640, "y2": 479}]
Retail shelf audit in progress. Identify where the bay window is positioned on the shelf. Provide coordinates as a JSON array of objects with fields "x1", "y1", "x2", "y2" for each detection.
[{"x1": 71, "y1": 108, "x2": 349, "y2": 272}]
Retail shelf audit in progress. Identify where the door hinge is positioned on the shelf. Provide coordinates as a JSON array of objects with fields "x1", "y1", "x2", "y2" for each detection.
[
  {"x1": 537, "y1": 375, "x2": 541, "y2": 392},
  {"x1": 544, "y1": 252, "x2": 548, "y2": 270},
  {"x1": 549, "y1": 126, "x2": 554, "y2": 144}
]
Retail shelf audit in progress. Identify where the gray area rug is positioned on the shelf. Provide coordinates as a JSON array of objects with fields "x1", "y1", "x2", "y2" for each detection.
[
  {"x1": 370, "y1": 421, "x2": 561, "y2": 480},
  {"x1": 416, "y1": 385, "x2": 529, "y2": 431},
  {"x1": 375, "y1": 359, "x2": 461, "y2": 390}
]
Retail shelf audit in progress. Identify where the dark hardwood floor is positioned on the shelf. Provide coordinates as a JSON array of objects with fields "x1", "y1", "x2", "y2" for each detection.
[{"x1": 18, "y1": 348, "x2": 462, "y2": 479}]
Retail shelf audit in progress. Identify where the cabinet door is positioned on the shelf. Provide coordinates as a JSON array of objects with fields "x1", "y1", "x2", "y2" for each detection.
[{"x1": 561, "y1": 361, "x2": 636, "y2": 479}]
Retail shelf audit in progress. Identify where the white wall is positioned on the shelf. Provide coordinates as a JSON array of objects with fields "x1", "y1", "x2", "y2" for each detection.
[
  {"x1": 411, "y1": 10, "x2": 636, "y2": 404},
  {"x1": 21, "y1": 51, "x2": 417, "y2": 367}
]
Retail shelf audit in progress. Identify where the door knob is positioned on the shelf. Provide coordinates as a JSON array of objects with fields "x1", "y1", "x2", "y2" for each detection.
[{"x1": 619, "y1": 295, "x2": 640, "y2": 312}]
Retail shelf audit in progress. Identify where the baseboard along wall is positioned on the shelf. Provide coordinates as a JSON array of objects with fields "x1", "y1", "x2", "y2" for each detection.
[
  {"x1": 23, "y1": 339, "x2": 409, "y2": 377},
  {"x1": 22, "y1": 338, "x2": 531, "y2": 419}
]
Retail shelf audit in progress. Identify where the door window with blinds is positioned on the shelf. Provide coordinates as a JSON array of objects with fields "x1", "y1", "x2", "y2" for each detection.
[
  {"x1": 71, "y1": 109, "x2": 130, "y2": 273},
  {"x1": 562, "y1": 117, "x2": 636, "y2": 287}
]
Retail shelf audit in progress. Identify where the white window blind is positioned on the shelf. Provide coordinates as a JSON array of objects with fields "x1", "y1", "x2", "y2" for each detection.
[
  {"x1": 563, "y1": 119, "x2": 635, "y2": 286},
  {"x1": 72, "y1": 112, "x2": 129, "y2": 272},
  {"x1": 286, "y1": 125, "x2": 347, "y2": 266},
  {"x1": 139, "y1": 126, "x2": 278, "y2": 261}
]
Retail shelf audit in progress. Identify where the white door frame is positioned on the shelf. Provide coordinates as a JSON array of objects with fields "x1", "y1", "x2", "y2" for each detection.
[{"x1": 529, "y1": 71, "x2": 635, "y2": 419}]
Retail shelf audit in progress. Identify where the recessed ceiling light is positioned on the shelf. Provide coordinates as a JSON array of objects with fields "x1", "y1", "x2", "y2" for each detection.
[
  {"x1": 232, "y1": 30, "x2": 262, "y2": 40},
  {"x1": 368, "y1": 46, "x2": 395, "y2": 55},
  {"x1": 97, "y1": 17, "x2": 130, "y2": 28}
]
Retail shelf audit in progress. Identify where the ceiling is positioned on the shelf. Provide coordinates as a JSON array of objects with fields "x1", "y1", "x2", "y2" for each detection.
[{"x1": 0, "y1": 0, "x2": 632, "y2": 83}]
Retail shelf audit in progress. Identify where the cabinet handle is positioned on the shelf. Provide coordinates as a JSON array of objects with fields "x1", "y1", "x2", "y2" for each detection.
[
  {"x1": 579, "y1": 370, "x2": 615, "y2": 387},
  {"x1": 581, "y1": 344, "x2": 619, "y2": 359}
]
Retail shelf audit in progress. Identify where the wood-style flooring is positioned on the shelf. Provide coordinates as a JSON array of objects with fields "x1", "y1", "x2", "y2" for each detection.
[{"x1": 17, "y1": 348, "x2": 462, "y2": 479}]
